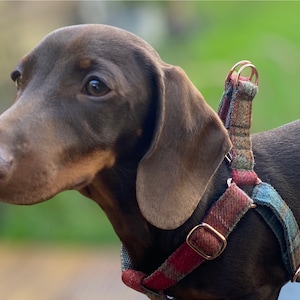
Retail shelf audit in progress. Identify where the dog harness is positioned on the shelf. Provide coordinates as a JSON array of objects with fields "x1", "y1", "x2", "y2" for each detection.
[{"x1": 121, "y1": 61, "x2": 300, "y2": 299}]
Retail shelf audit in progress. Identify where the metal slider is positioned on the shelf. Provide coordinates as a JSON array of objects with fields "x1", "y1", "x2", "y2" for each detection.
[
  {"x1": 186, "y1": 223, "x2": 227, "y2": 260},
  {"x1": 292, "y1": 266, "x2": 300, "y2": 282}
]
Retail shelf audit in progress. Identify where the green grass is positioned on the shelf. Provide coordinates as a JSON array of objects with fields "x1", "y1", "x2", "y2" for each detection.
[
  {"x1": 1, "y1": 1, "x2": 300, "y2": 245},
  {"x1": 0, "y1": 191, "x2": 118, "y2": 245}
]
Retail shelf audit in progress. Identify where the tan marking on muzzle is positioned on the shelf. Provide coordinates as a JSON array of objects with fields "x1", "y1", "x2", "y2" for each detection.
[{"x1": 59, "y1": 149, "x2": 116, "y2": 190}]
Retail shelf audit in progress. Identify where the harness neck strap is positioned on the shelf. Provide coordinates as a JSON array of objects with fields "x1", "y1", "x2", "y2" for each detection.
[{"x1": 121, "y1": 181, "x2": 254, "y2": 299}]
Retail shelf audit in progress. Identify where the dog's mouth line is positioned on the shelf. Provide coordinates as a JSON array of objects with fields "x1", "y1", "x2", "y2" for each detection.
[{"x1": 70, "y1": 177, "x2": 91, "y2": 191}]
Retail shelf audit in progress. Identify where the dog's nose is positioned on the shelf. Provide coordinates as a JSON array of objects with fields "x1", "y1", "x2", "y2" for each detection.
[{"x1": 0, "y1": 150, "x2": 13, "y2": 180}]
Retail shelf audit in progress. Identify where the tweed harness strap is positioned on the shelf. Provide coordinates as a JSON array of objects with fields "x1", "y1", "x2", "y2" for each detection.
[{"x1": 121, "y1": 61, "x2": 300, "y2": 299}]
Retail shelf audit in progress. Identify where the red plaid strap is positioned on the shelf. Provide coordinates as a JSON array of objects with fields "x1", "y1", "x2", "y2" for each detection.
[
  {"x1": 122, "y1": 182, "x2": 254, "y2": 295},
  {"x1": 218, "y1": 61, "x2": 259, "y2": 186}
]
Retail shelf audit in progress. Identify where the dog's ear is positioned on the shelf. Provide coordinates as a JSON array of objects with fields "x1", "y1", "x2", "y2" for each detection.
[{"x1": 136, "y1": 65, "x2": 232, "y2": 230}]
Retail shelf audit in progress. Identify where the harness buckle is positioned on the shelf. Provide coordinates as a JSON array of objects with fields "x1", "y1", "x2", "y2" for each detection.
[
  {"x1": 225, "y1": 152, "x2": 232, "y2": 164},
  {"x1": 141, "y1": 284, "x2": 173, "y2": 300},
  {"x1": 292, "y1": 266, "x2": 300, "y2": 282},
  {"x1": 186, "y1": 223, "x2": 227, "y2": 260}
]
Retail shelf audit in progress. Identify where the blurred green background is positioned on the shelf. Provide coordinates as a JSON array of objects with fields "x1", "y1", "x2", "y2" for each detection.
[{"x1": 0, "y1": 1, "x2": 299, "y2": 246}]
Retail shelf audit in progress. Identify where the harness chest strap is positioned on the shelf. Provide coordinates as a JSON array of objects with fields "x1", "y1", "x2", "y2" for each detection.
[{"x1": 122, "y1": 181, "x2": 255, "y2": 297}]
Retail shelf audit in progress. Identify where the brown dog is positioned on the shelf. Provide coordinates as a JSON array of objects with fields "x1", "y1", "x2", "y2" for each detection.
[{"x1": 1, "y1": 24, "x2": 300, "y2": 299}]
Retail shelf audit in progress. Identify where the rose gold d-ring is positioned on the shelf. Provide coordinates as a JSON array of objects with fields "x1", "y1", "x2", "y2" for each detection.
[
  {"x1": 225, "y1": 60, "x2": 251, "y2": 83},
  {"x1": 225, "y1": 60, "x2": 258, "y2": 87},
  {"x1": 235, "y1": 63, "x2": 259, "y2": 87}
]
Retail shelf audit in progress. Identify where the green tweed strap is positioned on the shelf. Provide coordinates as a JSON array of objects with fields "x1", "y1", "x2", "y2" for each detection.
[{"x1": 252, "y1": 182, "x2": 300, "y2": 282}]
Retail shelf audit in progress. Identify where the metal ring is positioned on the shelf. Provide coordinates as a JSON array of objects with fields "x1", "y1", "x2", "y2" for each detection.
[
  {"x1": 235, "y1": 63, "x2": 259, "y2": 87},
  {"x1": 225, "y1": 60, "x2": 251, "y2": 83},
  {"x1": 225, "y1": 60, "x2": 258, "y2": 87}
]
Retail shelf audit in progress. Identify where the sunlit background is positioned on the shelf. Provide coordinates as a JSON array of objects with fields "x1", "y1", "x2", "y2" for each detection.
[{"x1": 0, "y1": 1, "x2": 300, "y2": 299}]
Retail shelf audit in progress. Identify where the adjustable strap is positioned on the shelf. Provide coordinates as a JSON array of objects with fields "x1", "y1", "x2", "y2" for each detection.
[
  {"x1": 218, "y1": 60, "x2": 258, "y2": 186},
  {"x1": 122, "y1": 182, "x2": 254, "y2": 296}
]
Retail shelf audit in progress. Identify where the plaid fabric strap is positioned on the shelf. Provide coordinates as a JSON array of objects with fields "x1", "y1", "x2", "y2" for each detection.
[
  {"x1": 252, "y1": 182, "x2": 300, "y2": 282},
  {"x1": 122, "y1": 182, "x2": 254, "y2": 297},
  {"x1": 218, "y1": 60, "x2": 258, "y2": 186}
]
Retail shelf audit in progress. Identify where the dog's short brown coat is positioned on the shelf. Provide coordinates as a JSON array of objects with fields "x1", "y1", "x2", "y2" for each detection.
[{"x1": 1, "y1": 24, "x2": 300, "y2": 299}]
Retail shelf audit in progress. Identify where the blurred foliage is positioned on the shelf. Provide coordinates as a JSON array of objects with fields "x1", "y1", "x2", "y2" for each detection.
[
  {"x1": 0, "y1": 191, "x2": 119, "y2": 245},
  {"x1": 0, "y1": 1, "x2": 299, "y2": 245},
  {"x1": 156, "y1": 1, "x2": 300, "y2": 132}
]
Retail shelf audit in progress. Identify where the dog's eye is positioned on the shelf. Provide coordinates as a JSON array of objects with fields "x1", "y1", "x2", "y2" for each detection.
[
  {"x1": 11, "y1": 70, "x2": 23, "y2": 90},
  {"x1": 85, "y1": 79, "x2": 110, "y2": 97}
]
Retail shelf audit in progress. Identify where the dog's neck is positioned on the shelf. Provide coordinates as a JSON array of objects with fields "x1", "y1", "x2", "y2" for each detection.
[
  {"x1": 79, "y1": 160, "x2": 230, "y2": 274},
  {"x1": 79, "y1": 163, "x2": 154, "y2": 269}
]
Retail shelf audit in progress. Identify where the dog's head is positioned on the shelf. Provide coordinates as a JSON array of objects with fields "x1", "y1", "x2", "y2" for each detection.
[{"x1": 0, "y1": 24, "x2": 231, "y2": 229}]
